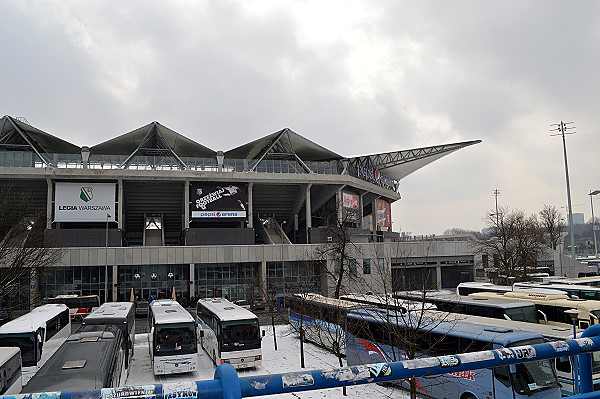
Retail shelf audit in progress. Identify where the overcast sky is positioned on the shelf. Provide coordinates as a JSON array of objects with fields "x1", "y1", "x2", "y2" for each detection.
[{"x1": 2, "y1": 1, "x2": 599, "y2": 235}]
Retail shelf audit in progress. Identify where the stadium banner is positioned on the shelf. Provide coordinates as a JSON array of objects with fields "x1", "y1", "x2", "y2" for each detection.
[
  {"x1": 54, "y1": 182, "x2": 116, "y2": 222},
  {"x1": 376, "y1": 198, "x2": 391, "y2": 228},
  {"x1": 342, "y1": 191, "x2": 360, "y2": 221},
  {"x1": 190, "y1": 182, "x2": 247, "y2": 219}
]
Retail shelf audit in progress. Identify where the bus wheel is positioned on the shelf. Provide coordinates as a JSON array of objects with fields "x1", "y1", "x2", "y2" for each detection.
[
  {"x1": 74, "y1": 314, "x2": 83, "y2": 322},
  {"x1": 461, "y1": 394, "x2": 476, "y2": 399}
]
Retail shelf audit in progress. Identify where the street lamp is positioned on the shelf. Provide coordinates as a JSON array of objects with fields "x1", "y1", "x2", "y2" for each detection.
[
  {"x1": 565, "y1": 309, "x2": 582, "y2": 394},
  {"x1": 105, "y1": 213, "x2": 111, "y2": 303},
  {"x1": 589, "y1": 190, "x2": 600, "y2": 258}
]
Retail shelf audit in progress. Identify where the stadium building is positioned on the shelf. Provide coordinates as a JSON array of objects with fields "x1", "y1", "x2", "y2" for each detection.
[{"x1": 0, "y1": 115, "x2": 480, "y2": 309}]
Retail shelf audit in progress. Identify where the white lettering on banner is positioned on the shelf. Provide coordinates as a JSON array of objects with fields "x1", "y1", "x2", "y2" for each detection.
[
  {"x1": 342, "y1": 192, "x2": 359, "y2": 209},
  {"x1": 195, "y1": 185, "x2": 241, "y2": 210},
  {"x1": 355, "y1": 165, "x2": 399, "y2": 191}
]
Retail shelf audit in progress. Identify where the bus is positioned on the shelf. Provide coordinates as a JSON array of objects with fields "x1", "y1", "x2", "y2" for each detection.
[
  {"x1": 0, "y1": 347, "x2": 21, "y2": 395},
  {"x1": 83, "y1": 301, "x2": 136, "y2": 369},
  {"x1": 46, "y1": 294, "x2": 101, "y2": 322},
  {"x1": 549, "y1": 276, "x2": 600, "y2": 287},
  {"x1": 21, "y1": 324, "x2": 126, "y2": 393},
  {"x1": 148, "y1": 299, "x2": 198, "y2": 375},
  {"x1": 345, "y1": 307, "x2": 561, "y2": 398},
  {"x1": 456, "y1": 282, "x2": 568, "y2": 296},
  {"x1": 288, "y1": 293, "x2": 367, "y2": 355},
  {"x1": 515, "y1": 281, "x2": 600, "y2": 301},
  {"x1": 339, "y1": 293, "x2": 436, "y2": 313},
  {"x1": 469, "y1": 291, "x2": 600, "y2": 330},
  {"x1": 196, "y1": 298, "x2": 262, "y2": 369},
  {"x1": 394, "y1": 291, "x2": 542, "y2": 324},
  {"x1": 432, "y1": 310, "x2": 597, "y2": 395},
  {"x1": 0, "y1": 304, "x2": 70, "y2": 384}
]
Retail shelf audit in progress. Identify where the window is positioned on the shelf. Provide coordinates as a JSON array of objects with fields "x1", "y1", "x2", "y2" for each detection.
[
  {"x1": 348, "y1": 259, "x2": 357, "y2": 276},
  {"x1": 363, "y1": 259, "x2": 371, "y2": 275},
  {"x1": 377, "y1": 258, "x2": 385, "y2": 273}
]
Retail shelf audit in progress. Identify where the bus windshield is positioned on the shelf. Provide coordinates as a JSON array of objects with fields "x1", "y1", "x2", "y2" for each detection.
[
  {"x1": 592, "y1": 351, "x2": 600, "y2": 374},
  {"x1": 154, "y1": 323, "x2": 196, "y2": 356},
  {"x1": 504, "y1": 306, "x2": 539, "y2": 324},
  {"x1": 510, "y1": 340, "x2": 559, "y2": 394},
  {"x1": 221, "y1": 320, "x2": 260, "y2": 352},
  {"x1": 0, "y1": 333, "x2": 38, "y2": 367}
]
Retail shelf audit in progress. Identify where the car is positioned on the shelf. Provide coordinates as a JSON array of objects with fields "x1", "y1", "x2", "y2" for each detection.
[
  {"x1": 233, "y1": 300, "x2": 251, "y2": 309},
  {"x1": 250, "y1": 300, "x2": 266, "y2": 311}
]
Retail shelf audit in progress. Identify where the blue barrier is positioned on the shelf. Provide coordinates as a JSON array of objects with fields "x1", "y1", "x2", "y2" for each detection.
[{"x1": 5, "y1": 335, "x2": 600, "y2": 399}]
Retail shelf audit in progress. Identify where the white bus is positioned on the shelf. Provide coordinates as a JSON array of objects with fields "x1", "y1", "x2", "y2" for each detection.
[
  {"x1": 46, "y1": 294, "x2": 100, "y2": 322},
  {"x1": 456, "y1": 281, "x2": 568, "y2": 296},
  {"x1": 148, "y1": 299, "x2": 198, "y2": 375},
  {"x1": 196, "y1": 298, "x2": 262, "y2": 369},
  {"x1": 0, "y1": 347, "x2": 21, "y2": 395},
  {"x1": 0, "y1": 304, "x2": 70, "y2": 384}
]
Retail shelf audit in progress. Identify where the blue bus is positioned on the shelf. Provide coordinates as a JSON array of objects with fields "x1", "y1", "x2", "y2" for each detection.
[{"x1": 346, "y1": 308, "x2": 561, "y2": 399}]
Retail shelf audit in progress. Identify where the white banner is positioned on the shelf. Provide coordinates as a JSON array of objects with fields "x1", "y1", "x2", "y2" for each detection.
[
  {"x1": 191, "y1": 210, "x2": 246, "y2": 218},
  {"x1": 55, "y1": 182, "x2": 116, "y2": 222}
]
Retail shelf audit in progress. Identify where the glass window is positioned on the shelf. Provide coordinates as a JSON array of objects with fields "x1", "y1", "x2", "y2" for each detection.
[
  {"x1": 221, "y1": 320, "x2": 261, "y2": 352},
  {"x1": 377, "y1": 258, "x2": 385, "y2": 273},
  {"x1": 154, "y1": 323, "x2": 196, "y2": 356},
  {"x1": 363, "y1": 259, "x2": 371, "y2": 275}
]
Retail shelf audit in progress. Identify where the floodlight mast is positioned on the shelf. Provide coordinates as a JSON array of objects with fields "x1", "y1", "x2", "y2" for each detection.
[{"x1": 550, "y1": 121, "x2": 576, "y2": 259}]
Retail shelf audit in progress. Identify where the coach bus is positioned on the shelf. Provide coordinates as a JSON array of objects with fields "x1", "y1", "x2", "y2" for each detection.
[
  {"x1": 394, "y1": 291, "x2": 542, "y2": 324},
  {"x1": 148, "y1": 299, "x2": 198, "y2": 375},
  {"x1": 0, "y1": 304, "x2": 70, "y2": 384},
  {"x1": 549, "y1": 276, "x2": 600, "y2": 286},
  {"x1": 515, "y1": 281, "x2": 600, "y2": 301},
  {"x1": 21, "y1": 324, "x2": 125, "y2": 393},
  {"x1": 196, "y1": 298, "x2": 262, "y2": 369},
  {"x1": 288, "y1": 293, "x2": 367, "y2": 355},
  {"x1": 83, "y1": 301, "x2": 136, "y2": 368},
  {"x1": 346, "y1": 307, "x2": 561, "y2": 398},
  {"x1": 46, "y1": 294, "x2": 100, "y2": 321},
  {"x1": 456, "y1": 282, "x2": 568, "y2": 296},
  {"x1": 469, "y1": 291, "x2": 600, "y2": 330},
  {"x1": 435, "y1": 310, "x2": 595, "y2": 395},
  {"x1": 0, "y1": 347, "x2": 21, "y2": 395},
  {"x1": 339, "y1": 293, "x2": 436, "y2": 313}
]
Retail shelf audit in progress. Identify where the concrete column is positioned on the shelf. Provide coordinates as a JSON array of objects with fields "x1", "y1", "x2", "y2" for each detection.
[
  {"x1": 46, "y1": 177, "x2": 53, "y2": 229},
  {"x1": 371, "y1": 199, "x2": 378, "y2": 235},
  {"x1": 29, "y1": 268, "x2": 40, "y2": 309},
  {"x1": 189, "y1": 263, "x2": 195, "y2": 299},
  {"x1": 436, "y1": 266, "x2": 443, "y2": 290},
  {"x1": 184, "y1": 179, "x2": 190, "y2": 229},
  {"x1": 305, "y1": 185, "x2": 312, "y2": 229},
  {"x1": 112, "y1": 265, "x2": 118, "y2": 301},
  {"x1": 359, "y1": 193, "x2": 365, "y2": 229},
  {"x1": 248, "y1": 183, "x2": 254, "y2": 229},
  {"x1": 336, "y1": 189, "x2": 343, "y2": 222},
  {"x1": 118, "y1": 179, "x2": 124, "y2": 230}
]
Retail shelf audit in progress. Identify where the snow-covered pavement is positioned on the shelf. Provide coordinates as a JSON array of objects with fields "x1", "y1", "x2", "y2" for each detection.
[{"x1": 126, "y1": 325, "x2": 409, "y2": 398}]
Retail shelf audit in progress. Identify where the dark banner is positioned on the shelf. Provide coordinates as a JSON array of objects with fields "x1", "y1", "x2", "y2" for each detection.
[{"x1": 190, "y1": 182, "x2": 247, "y2": 219}]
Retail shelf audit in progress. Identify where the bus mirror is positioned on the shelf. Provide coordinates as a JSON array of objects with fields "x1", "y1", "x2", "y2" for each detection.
[
  {"x1": 538, "y1": 310, "x2": 548, "y2": 324},
  {"x1": 509, "y1": 364, "x2": 517, "y2": 373},
  {"x1": 200, "y1": 330, "x2": 204, "y2": 338},
  {"x1": 262, "y1": 330, "x2": 266, "y2": 337}
]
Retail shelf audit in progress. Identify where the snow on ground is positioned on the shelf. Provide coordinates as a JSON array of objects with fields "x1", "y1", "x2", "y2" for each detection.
[{"x1": 126, "y1": 325, "x2": 409, "y2": 398}]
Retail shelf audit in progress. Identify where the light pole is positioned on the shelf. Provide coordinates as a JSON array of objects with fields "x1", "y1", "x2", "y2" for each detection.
[
  {"x1": 104, "y1": 213, "x2": 111, "y2": 303},
  {"x1": 589, "y1": 190, "x2": 600, "y2": 258},
  {"x1": 551, "y1": 121, "x2": 576, "y2": 259}
]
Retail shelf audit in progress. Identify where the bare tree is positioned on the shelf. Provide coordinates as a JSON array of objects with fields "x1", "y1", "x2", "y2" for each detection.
[
  {"x1": 539, "y1": 204, "x2": 565, "y2": 250},
  {"x1": 471, "y1": 207, "x2": 546, "y2": 282},
  {"x1": 0, "y1": 185, "x2": 63, "y2": 309}
]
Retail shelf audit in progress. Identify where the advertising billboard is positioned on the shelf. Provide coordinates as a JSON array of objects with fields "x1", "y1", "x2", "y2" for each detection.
[
  {"x1": 190, "y1": 183, "x2": 247, "y2": 219},
  {"x1": 54, "y1": 182, "x2": 116, "y2": 222},
  {"x1": 376, "y1": 198, "x2": 391, "y2": 228},
  {"x1": 342, "y1": 191, "x2": 360, "y2": 221}
]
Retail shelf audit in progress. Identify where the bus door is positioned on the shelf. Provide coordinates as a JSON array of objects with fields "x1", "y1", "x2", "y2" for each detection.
[{"x1": 493, "y1": 364, "x2": 516, "y2": 398}]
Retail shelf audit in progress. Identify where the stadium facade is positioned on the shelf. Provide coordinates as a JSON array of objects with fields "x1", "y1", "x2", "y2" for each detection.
[{"x1": 0, "y1": 115, "x2": 481, "y2": 309}]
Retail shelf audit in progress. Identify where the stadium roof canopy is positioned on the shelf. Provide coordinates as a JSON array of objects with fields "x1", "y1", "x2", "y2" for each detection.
[{"x1": 0, "y1": 115, "x2": 481, "y2": 181}]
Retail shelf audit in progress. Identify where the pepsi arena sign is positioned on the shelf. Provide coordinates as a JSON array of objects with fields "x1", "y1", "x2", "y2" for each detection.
[{"x1": 192, "y1": 211, "x2": 246, "y2": 218}]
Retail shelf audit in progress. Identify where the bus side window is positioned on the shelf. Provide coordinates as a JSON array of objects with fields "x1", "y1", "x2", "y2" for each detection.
[
  {"x1": 580, "y1": 320, "x2": 590, "y2": 329},
  {"x1": 494, "y1": 365, "x2": 511, "y2": 387},
  {"x1": 555, "y1": 357, "x2": 571, "y2": 373}
]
